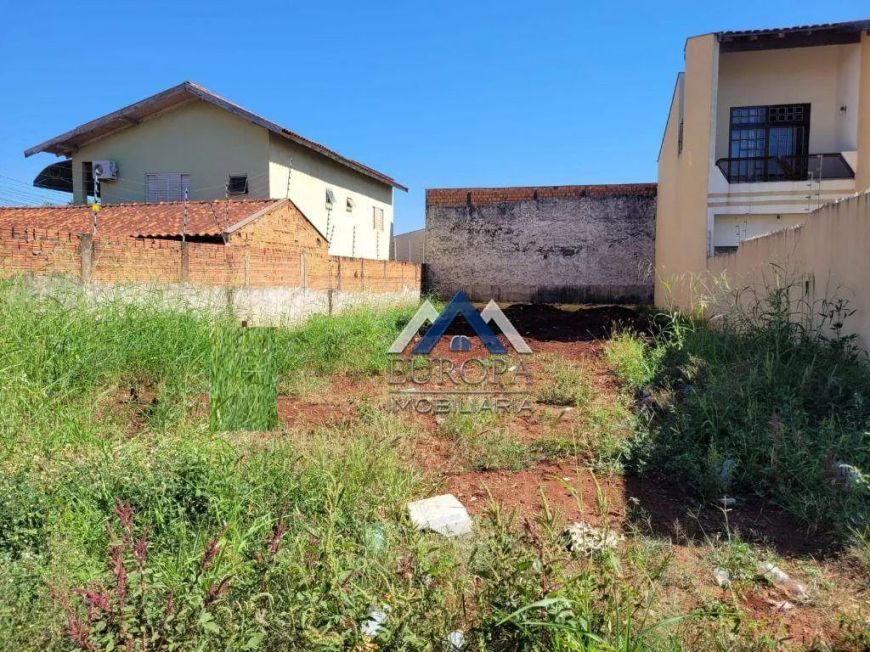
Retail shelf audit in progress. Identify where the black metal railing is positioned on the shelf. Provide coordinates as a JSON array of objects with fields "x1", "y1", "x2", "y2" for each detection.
[{"x1": 715, "y1": 153, "x2": 854, "y2": 183}]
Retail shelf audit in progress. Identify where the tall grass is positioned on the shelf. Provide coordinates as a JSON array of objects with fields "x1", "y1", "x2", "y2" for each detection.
[
  {"x1": 209, "y1": 325, "x2": 278, "y2": 431},
  {"x1": 604, "y1": 283, "x2": 870, "y2": 535}
]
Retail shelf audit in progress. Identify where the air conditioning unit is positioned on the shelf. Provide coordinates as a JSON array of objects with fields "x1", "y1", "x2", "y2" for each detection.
[{"x1": 92, "y1": 160, "x2": 118, "y2": 181}]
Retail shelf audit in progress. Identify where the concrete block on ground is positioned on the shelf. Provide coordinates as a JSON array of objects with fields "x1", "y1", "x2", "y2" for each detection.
[{"x1": 407, "y1": 494, "x2": 472, "y2": 536}]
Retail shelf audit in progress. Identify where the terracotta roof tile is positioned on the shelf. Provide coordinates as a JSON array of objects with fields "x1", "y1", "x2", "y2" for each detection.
[
  {"x1": 0, "y1": 199, "x2": 278, "y2": 238},
  {"x1": 426, "y1": 183, "x2": 657, "y2": 207}
]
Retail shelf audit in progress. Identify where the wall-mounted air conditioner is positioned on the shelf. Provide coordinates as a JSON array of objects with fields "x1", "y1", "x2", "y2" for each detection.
[{"x1": 92, "y1": 160, "x2": 119, "y2": 181}]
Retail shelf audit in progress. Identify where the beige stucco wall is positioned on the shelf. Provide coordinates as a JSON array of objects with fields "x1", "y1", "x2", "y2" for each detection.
[
  {"x1": 72, "y1": 101, "x2": 270, "y2": 204},
  {"x1": 655, "y1": 34, "x2": 718, "y2": 308},
  {"x1": 715, "y1": 44, "x2": 860, "y2": 160},
  {"x1": 713, "y1": 212, "x2": 806, "y2": 247},
  {"x1": 857, "y1": 33, "x2": 870, "y2": 192},
  {"x1": 707, "y1": 191, "x2": 870, "y2": 350},
  {"x1": 268, "y1": 134, "x2": 394, "y2": 260}
]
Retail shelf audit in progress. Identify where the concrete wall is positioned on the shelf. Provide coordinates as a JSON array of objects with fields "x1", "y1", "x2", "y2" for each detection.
[
  {"x1": 391, "y1": 228, "x2": 425, "y2": 263},
  {"x1": 21, "y1": 277, "x2": 419, "y2": 327},
  {"x1": 425, "y1": 185, "x2": 656, "y2": 304},
  {"x1": 72, "y1": 101, "x2": 270, "y2": 204},
  {"x1": 655, "y1": 34, "x2": 719, "y2": 308},
  {"x1": 267, "y1": 134, "x2": 394, "y2": 260},
  {"x1": 707, "y1": 190, "x2": 870, "y2": 349},
  {"x1": 713, "y1": 212, "x2": 806, "y2": 248}
]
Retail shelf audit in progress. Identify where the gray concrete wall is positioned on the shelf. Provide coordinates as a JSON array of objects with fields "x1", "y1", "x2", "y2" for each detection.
[
  {"x1": 425, "y1": 184, "x2": 656, "y2": 304},
  {"x1": 22, "y1": 276, "x2": 420, "y2": 326},
  {"x1": 391, "y1": 228, "x2": 426, "y2": 263}
]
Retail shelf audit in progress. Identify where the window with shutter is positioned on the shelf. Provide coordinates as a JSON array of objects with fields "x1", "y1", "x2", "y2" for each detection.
[
  {"x1": 145, "y1": 173, "x2": 190, "y2": 202},
  {"x1": 373, "y1": 207, "x2": 385, "y2": 231}
]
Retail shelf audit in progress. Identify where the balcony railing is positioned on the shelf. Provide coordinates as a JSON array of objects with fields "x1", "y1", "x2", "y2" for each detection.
[{"x1": 715, "y1": 153, "x2": 855, "y2": 183}]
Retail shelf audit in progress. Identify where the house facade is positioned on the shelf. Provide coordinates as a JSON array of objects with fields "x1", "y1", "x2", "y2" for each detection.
[
  {"x1": 25, "y1": 82, "x2": 406, "y2": 260},
  {"x1": 656, "y1": 20, "x2": 870, "y2": 307}
]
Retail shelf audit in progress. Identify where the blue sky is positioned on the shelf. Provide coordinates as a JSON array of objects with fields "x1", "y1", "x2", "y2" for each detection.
[{"x1": 0, "y1": 0, "x2": 866, "y2": 233}]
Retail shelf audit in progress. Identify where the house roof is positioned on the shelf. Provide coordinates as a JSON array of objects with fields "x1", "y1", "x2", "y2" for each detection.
[
  {"x1": 426, "y1": 184, "x2": 657, "y2": 207},
  {"x1": 24, "y1": 81, "x2": 407, "y2": 192},
  {"x1": 715, "y1": 18, "x2": 870, "y2": 51},
  {"x1": 0, "y1": 198, "x2": 327, "y2": 241}
]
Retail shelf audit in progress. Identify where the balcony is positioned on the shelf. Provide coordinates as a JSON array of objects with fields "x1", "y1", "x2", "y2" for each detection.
[{"x1": 715, "y1": 153, "x2": 854, "y2": 184}]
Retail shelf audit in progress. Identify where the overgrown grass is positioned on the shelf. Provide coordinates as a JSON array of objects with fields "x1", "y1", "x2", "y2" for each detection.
[
  {"x1": 0, "y1": 282, "x2": 699, "y2": 650},
  {"x1": 535, "y1": 355, "x2": 593, "y2": 407},
  {"x1": 603, "y1": 283, "x2": 870, "y2": 537},
  {"x1": 604, "y1": 331, "x2": 663, "y2": 393}
]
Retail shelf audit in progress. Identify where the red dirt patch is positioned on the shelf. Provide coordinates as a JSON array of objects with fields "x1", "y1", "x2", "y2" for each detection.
[{"x1": 446, "y1": 462, "x2": 626, "y2": 527}]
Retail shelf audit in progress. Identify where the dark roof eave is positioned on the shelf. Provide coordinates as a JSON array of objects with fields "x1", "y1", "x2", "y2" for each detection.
[{"x1": 716, "y1": 18, "x2": 870, "y2": 52}]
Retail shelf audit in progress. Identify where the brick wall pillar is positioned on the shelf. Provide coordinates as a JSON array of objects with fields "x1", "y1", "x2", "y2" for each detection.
[
  {"x1": 79, "y1": 233, "x2": 93, "y2": 284},
  {"x1": 180, "y1": 241, "x2": 189, "y2": 283}
]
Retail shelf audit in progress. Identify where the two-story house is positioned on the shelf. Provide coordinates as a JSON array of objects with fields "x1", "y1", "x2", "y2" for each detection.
[
  {"x1": 25, "y1": 81, "x2": 406, "y2": 260},
  {"x1": 656, "y1": 19, "x2": 870, "y2": 307}
]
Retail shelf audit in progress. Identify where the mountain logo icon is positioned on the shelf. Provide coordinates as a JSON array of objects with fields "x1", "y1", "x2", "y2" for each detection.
[{"x1": 388, "y1": 291, "x2": 531, "y2": 355}]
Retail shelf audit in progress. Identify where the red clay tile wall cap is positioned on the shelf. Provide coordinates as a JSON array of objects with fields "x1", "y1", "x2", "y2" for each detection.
[{"x1": 426, "y1": 183, "x2": 657, "y2": 206}]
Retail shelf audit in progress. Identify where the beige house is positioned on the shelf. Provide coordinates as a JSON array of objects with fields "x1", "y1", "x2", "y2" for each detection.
[
  {"x1": 656, "y1": 19, "x2": 870, "y2": 307},
  {"x1": 25, "y1": 82, "x2": 406, "y2": 260}
]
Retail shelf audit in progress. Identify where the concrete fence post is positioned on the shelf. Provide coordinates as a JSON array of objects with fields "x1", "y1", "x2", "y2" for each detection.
[
  {"x1": 180, "y1": 241, "x2": 189, "y2": 283},
  {"x1": 79, "y1": 233, "x2": 93, "y2": 285}
]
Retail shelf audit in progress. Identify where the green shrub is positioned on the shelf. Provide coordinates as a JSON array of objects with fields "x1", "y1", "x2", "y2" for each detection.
[{"x1": 604, "y1": 331, "x2": 663, "y2": 392}]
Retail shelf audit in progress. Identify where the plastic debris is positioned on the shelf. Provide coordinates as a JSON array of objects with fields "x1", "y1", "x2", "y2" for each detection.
[
  {"x1": 360, "y1": 604, "x2": 391, "y2": 638},
  {"x1": 408, "y1": 494, "x2": 472, "y2": 536},
  {"x1": 445, "y1": 630, "x2": 466, "y2": 650},
  {"x1": 564, "y1": 522, "x2": 623, "y2": 556},
  {"x1": 365, "y1": 523, "x2": 386, "y2": 552},
  {"x1": 757, "y1": 562, "x2": 808, "y2": 601},
  {"x1": 713, "y1": 567, "x2": 731, "y2": 588},
  {"x1": 719, "y1": 497, "x2": 737, "y2": 508}
]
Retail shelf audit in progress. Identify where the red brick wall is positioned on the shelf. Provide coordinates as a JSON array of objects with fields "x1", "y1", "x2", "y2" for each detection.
[
  {"x1": 0, "y1": 225, "x2": 82, "y2": 279},
  {"x1": 92, "y1": 237, "x2": 182, "y2": 284},
  {"x1": 0, "y1": 222, "x2": 420, "y2": 294}
]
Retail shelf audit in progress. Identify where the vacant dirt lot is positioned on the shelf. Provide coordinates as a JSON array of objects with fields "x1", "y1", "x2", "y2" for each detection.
[{"x1": 277, "y1": 305, "x2": 869, "y2": 649}]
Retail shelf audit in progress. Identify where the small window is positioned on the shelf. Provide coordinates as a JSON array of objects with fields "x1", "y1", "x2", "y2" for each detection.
[
  {"x1": 346, "y1": 197, "x2": 355, "y2": 212},
  {"x1": 228, "y1": 174, "x2": 248, "y2": 195},
  {"x1": 325, "y1": 188, "x2": 336, "y2": 208},
  {"x1": 373, "y1": 206, "x2": 385, "y2": 231}
]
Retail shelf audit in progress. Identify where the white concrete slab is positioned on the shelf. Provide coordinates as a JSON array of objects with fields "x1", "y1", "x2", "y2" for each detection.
[{"x1": 407, "y1": 494, "x2": 472, "y2": 536}]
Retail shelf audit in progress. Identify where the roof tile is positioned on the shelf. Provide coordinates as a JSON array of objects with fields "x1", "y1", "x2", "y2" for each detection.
[{"x1": 0, "y1": 199, "x2": 278, "y2": 238}]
